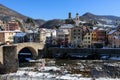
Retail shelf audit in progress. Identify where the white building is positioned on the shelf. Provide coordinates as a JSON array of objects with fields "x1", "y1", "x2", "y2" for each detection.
[{"x1": 39, "y1": 28, "x2": 57, "y2": 44}]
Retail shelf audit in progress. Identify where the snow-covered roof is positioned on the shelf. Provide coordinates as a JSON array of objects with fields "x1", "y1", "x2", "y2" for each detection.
[
  {"x1": 93, "y1": 27, "x2": 98, "y2": 30},
  {"x1": 113, "y1": 26, "x2": 118, "y2": 28},
  {"x1": 108, "y1": 30, "x2": 116, "y2": 34},
  {"x1": 60, "y1": 24, "x2": 74, "y2": 29},
  {"x1": 114, "y1": 36, "x2": 120, "y2": 39},
  {"x1": 0, "y1": 31, "x2": 19, "y2": 33},
  {"x1": 14, "y1": 30, "x2": 22, "y2": 33},
  {"x1": 26, "y1": 30, "x2": 34, "y2": 33},
  {"x1": 96, "y1": 23, "x2": 104, "y2": 27},
  {"x1": 98, "y1": 28, "x2": 104, "y2": 30},
  {"x1": 104, "y1": 25, "x2": 113, "y2": 28},
  {"x1": 14, "y1": 32, "x2": 26, "y2": 37},
  {"x1": 79, "y1": 21, "x2": 86, "y2": 23}
]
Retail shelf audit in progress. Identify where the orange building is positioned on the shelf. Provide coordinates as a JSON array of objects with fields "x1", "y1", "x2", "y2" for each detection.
[{"x1": 92, "y1": 28, "x2": 106, "y2": 47}]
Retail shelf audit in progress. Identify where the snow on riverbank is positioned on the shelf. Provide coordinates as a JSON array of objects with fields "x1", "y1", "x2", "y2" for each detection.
[{"x1": 0, "y1": 66, "x2": 120, "y2": 80}]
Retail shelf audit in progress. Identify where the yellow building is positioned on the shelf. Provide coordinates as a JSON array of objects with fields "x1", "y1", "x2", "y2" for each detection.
[
  {"x1": 0, "y1": 31, "x2": 17, "y2": 44},
  {"x1": 91, "y1": 30, "x2": 97, "y2": 45},
  {"x1": 83, "y1": 32, "x2": 92, "y2": 48},
  {"x1": 39, "y1": 28, "x2": 46, "y2": 43}
]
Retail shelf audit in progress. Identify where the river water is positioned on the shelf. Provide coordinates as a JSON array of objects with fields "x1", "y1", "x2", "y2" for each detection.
[{"x1": 0, "y1": 59, "x2": 120, "y2": 80}]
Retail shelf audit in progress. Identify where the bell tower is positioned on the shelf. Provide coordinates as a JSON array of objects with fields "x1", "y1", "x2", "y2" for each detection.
[
  {"x1": 76, "y1": 13, "x2": 79, "y2": 21},
  {"x1": 68, "y1": 12, "x2": 72, "y2": 19},
  {"x1": 75, "y1": 13, "x2": 80, "y2": 26}
]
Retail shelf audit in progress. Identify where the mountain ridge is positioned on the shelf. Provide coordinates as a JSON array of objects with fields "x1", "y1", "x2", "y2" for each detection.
[
  {"x1": 81, "y1": 12, "x2": 120, "y2": 24},
  {"x1": 0, "y1": 4, "x2": 120, "y2": 28},
  {"x1": 0, "y1": 4, "x2": 46, "y2": 27},
  {"x1": 0, "y1": 4, "x2": 27, "y2": 20}
]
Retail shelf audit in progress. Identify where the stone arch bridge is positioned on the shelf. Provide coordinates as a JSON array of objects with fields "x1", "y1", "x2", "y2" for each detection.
[
  {"x1": 16, "y1": 42, "x2": 44, "y2": 57},
  {"x1": 0, "y1": 42, "x2": 45, "y2": 74}
]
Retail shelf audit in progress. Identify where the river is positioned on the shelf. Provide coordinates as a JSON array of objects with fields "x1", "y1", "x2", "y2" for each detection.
[{"x1": 0, "y1": 59, "x2": 120, "y2": 80}]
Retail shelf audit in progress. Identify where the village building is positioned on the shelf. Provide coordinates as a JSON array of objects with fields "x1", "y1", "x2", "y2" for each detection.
[
  {"x1": 0, "y1": 20, "x2": 6, "y2": 31},
  {"x1": 0, "y1": 31, "x2": 21, "y2": 45},
  {"x1": 5, "y1": 19, "x2": 21, "y2": 31},
  {"x1": 108, "y1": 29, "x2": 120, "y2": 48},
  {"x1": 14, "y1": 32, "x2": 27, "y2": 43},
  {"x1": 56, "y1": 24, "x2": 74, "y2": 47},
  {"x1": 83, "y1": 32, "x2": 92, "y2": 48},
  {"x1": 91, "y1": 28, "x2": 107, "y2": 48}
]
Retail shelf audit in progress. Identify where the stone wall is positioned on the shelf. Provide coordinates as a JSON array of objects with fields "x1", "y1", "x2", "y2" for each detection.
[
  {"x1": 0, "y1": 46, "x2": 3, "y2": 64},
  {"x1": 47, "y1": 48, "x2": 120, "y2": 57},
  {"x1": 0, "y1": 45, "x2": 18, "y2": 74}
]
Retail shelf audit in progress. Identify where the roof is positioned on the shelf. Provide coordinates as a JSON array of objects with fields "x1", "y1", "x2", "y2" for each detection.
[
  {"x1": 27, "y1": 30, "x2": 34, "y2": 33},
  {"x1": 0, "y1": 31, "x2": 21, "y2": 33},
  {"x1": 93, "y1": 27, "x2": 98, "y2": 30},
  {"x1": 14, "y1": 32, "x2": 26, "y2": 37},
  {"x1": 113, "y1": 26, "x2": 118, "y2": 28},
  {"x1": 60, "y1": 24, "x2": 74, "y2": 29},
  {"x1": 114, "y1": 36, "x2": 120, "y2": 39},
  {"x1": 98, "y1": 28, "x2": 104, "y2": 30},
  {"x1": 108, "y1": 30, "x2": 116, "y2": 34}
]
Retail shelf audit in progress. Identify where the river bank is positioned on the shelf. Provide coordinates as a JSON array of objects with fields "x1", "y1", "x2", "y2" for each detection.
[{"x1": 0, "y1": 59, "x2": 120, "y2": 80}]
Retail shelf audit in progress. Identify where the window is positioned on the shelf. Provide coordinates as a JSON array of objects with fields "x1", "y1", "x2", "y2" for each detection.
[
  {"x1": 78, "y1": 30, "x2": 80, "y2": 32},
  {"x1": 78, "y1": 33, "x2": 80, "y2": 35},
  {"x1": 88, "y1": 37, "x2": 90, "y2": 39}
]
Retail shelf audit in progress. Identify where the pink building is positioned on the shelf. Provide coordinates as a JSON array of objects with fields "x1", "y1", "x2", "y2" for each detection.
[{"x1": 6, "y1": 20, "x2": 20, "y2": 31}]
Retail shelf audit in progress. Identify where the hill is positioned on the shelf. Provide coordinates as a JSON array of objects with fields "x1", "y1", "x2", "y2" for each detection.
[
  {"x1": 0, "y1": 4, "x2": 27, "y2": 20},
  {"x1": 40, "y1": 19, "x2": 65, "y2": 29},
  {"x1": 80, "y1": 12, "x2": 120, "y2": 25},
  {"x1": 0, "y1": 4, "x2": 45, "y2": 27},
  {"x1": 0, "y1": 4, "x2": 120, "y2": 29}
]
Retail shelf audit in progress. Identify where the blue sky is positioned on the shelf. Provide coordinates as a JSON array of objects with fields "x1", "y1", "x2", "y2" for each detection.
[{"x1": 0, "y1": 0, "x2": 120, "y2": 20}]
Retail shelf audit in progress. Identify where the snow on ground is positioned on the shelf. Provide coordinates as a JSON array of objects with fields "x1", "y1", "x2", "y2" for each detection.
[{"x1": 1, "y1": 66, "x2": 120, "y2": 80}]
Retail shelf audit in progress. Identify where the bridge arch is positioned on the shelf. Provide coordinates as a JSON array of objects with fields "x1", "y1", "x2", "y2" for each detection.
[
  {"x1": 18, "y1": 47, "x2": 38, "y2": 59},
  {"x1": 16, "y1": 42, "x2": 45, "y2": 59}
]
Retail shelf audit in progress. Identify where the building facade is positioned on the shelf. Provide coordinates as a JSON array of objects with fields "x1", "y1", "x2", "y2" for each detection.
[
  {"x1": 0, "y1": 20, "x2": 6, "y2": 31},
  {"x1": 108, "y1": 30, "x2": 120, "y2": 48},
  {"x1": 71, "y1": 25, "x2": 83, "y2": 47},
  {"x1": 6, "y1": 20, "x2": 20, "y2": 31},
  {"x1": 91, "y1": 28, "x2": 106, "y2": 48},
  {"x1": 83, "y1": 32, "x2": 92, "y2": 48},
  {"x1": 56, "y1": 29, "x2": 70, "y2": 47},
  {"x1": 0, "y1": 31, "x2": 18, "y2": 44}
]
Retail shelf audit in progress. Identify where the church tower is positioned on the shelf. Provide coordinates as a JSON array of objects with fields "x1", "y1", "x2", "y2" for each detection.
[
  {"x1": 75, "y1": 13, "x2": 79, "y2": 20},
  {"x1": 68, "y1": 12, "x2": 72, "y2": 19},
  {"x1": 75, "y1": 13, "x2": 80, "y2": 26}
]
